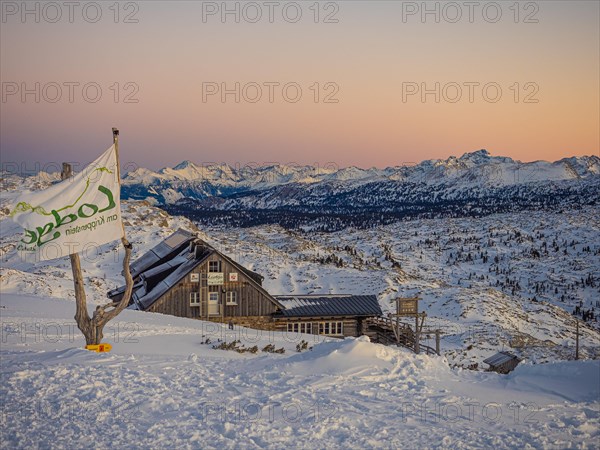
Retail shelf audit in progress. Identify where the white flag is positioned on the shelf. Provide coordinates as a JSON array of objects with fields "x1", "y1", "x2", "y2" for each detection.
[{"x1": 10, "y1": 145, "x2": 124, "y2": 262}]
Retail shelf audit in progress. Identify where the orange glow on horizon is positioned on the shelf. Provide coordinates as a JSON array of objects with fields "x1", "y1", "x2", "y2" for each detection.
[{"x1": 1, "y1": 1, "x2": 598, "y2": 170}]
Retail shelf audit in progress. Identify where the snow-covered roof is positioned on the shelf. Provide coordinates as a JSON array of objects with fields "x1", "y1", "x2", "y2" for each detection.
[{"x1": 483, "y1": 351, "x2": 520, "y2": 367}]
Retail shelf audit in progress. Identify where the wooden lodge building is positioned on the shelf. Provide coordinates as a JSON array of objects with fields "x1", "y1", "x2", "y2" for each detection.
[{"x1": 108, "y1": 229, "x2": 383, "y2": 338}]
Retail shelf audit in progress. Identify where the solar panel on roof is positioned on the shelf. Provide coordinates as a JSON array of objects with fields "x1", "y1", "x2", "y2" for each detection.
[
  {"x1": 129, "y1": 229, "x2": 196, "y2": 278},
  {"x1": 163, "y1": 232, "x2": 190, "y2": 248}
]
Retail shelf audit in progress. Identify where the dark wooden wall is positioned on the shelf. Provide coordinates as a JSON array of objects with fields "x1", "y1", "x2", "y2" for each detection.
[
  {"x1": 144, "y1": 253, "x2": 375, "y2": 339},
  {"x1": 147, "y1": 253, "x2": 279, "y2": 320}
]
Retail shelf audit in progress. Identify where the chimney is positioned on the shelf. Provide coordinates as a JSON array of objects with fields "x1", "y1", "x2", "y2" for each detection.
[{"x1": 61, "y1": 163, "x2": 73, "y2": 180}]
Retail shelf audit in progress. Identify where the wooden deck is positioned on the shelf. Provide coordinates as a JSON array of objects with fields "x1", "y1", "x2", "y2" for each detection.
[{"x1": 364, "y1": 316, "x2": 439, "y2": 355}]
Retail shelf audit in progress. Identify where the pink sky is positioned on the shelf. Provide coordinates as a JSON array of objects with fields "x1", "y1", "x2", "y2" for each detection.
[{"x1": 1, "y1": 1, "x2": 598, "y2": 171}]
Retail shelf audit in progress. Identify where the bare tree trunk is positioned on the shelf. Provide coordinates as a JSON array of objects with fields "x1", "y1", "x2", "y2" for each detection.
[
  {"x1": 65, "y1": 127, "x2": 134, "y2": 347},
  {"x1": 70, "y1": 252, "x2": 94, "y2": 344},
  {"x1": 70, "y1": 240, "x2": 133, "y2": 346},
  {"x1": 90, "y1": 237, "x2": 133, "y2": 342}
]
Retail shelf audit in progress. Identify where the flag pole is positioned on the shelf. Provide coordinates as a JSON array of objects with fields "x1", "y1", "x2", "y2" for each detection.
[
  {"x1": 112, "y1": 128, "x2": 127, "y2": 237},
  {"x1": 111, "y1": 127, "x2": 134, "y2": 299},
  {"x1": 69, "y1": 128, "x2": 135, "y2": 349},
  {"x1": 90, "y1": 128, "x2": 134, "y2": 328}
]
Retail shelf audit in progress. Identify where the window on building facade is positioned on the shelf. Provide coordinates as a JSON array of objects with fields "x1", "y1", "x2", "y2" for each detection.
[
  {"x1": 318, "y1": 321, "x2": 343, "y2": 336},
  {"x1": 287, "y1": 322, "x2": 313, "y2": 334},
  {"x1": 190, "y1": 292, "x2": 200, "y2": 306},
  {"x1": 226, "y1": 291, "x2": 237, "y2": 305},
  {"x1": 208, "y1": 261, "x2": 221, "y2": 272}
]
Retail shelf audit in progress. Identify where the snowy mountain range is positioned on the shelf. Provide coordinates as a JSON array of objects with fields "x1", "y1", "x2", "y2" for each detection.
[
  {"x1": 121, "y1": 150, "x2": 600, "y2": 211},
  {"x1": 2, "y1": 185, "x2": 599, "y2": 369},
  {"x1": 1, "y1": 165, "x2": 599, "y2": 448}
]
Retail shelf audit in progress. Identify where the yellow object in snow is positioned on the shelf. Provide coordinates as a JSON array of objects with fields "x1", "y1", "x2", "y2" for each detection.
[{"x1": 85, "y1": 343, "x2": 112, "y2": 353}]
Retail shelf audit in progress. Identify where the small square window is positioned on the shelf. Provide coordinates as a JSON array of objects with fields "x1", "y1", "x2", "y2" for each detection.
[
  {"x1": 190, "y1": 292, "x2": 200, "y2": 306},
  {"x1": 208, "y1": 261, "x2": 221, "y2": 273}
]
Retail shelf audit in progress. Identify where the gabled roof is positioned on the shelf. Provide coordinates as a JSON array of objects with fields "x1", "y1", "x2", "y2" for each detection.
[
  {"x1": 273, "y1": 294, "x2": 382, "y2": 318},
  {"x1": 109, "y1": 228, "x2": 283, "y2": 311},
  {"x1": 217, "y1": 251, "x2": 264, "y2": 286},
  {"x1": 483, "y1": 351, "x2": 520, "y2": 367}
]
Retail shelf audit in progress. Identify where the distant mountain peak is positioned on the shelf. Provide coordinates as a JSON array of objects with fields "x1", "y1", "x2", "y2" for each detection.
[
  {"x1": 173, "y1": 160, "x2": 197, "y2": 170},
  {"x1": 455, "y1": 149, "x2": 518, "y2": 166},
  {"x1": 459, "y1": 149, "x2": 491, "y2": 160},
  {"x1": 120, "y1": 150, "x2": 599, "y2": 205}
]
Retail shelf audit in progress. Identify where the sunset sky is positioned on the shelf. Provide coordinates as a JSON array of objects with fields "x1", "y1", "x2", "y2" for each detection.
[{"x1": 1, "y1": 1, "x2": 599, "y2": 171}]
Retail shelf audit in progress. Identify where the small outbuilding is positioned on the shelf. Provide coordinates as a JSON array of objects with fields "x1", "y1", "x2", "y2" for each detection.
[{"x1": 483, "y1": 351, "x2": 521, "y2": 374}]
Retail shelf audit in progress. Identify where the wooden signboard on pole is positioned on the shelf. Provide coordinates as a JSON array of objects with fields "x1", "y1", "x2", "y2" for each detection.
[{"x1": 396, "y1": 297, "x2": 420, "y2": 316}]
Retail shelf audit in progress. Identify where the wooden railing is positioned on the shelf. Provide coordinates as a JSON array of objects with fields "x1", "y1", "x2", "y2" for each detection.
[{"x1": 365, "y1": 316, "x2": 440, "y2": 355}]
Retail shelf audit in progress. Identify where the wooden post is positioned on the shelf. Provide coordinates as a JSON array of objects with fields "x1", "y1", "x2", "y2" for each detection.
[
  {"x1": 414, "y1": 314, "x2": 420, "y2": 354},
  {"x1": 61, "y1": 163, "x2": 72, "y2": 180},
  {"x1": 68, "y1": 128, "x2": 135, "y2": 347},
  {"x1": 575, "y1": 319, "x2": 580, "y2": 360},
  {"x1": 435, "y1": 329, "x2": 440, "y2": 355}
]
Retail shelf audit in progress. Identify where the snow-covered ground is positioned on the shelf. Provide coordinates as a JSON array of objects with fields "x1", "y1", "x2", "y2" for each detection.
[
  {"x1": 201, "y1": 209, "x2": 600, "y2": 368},
  {"x1": 1, "y1": 172, "x2": 599, "y2": 448},
  {"x1": 1, "y1": 293, "x2": 598, "y2": 449}
]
